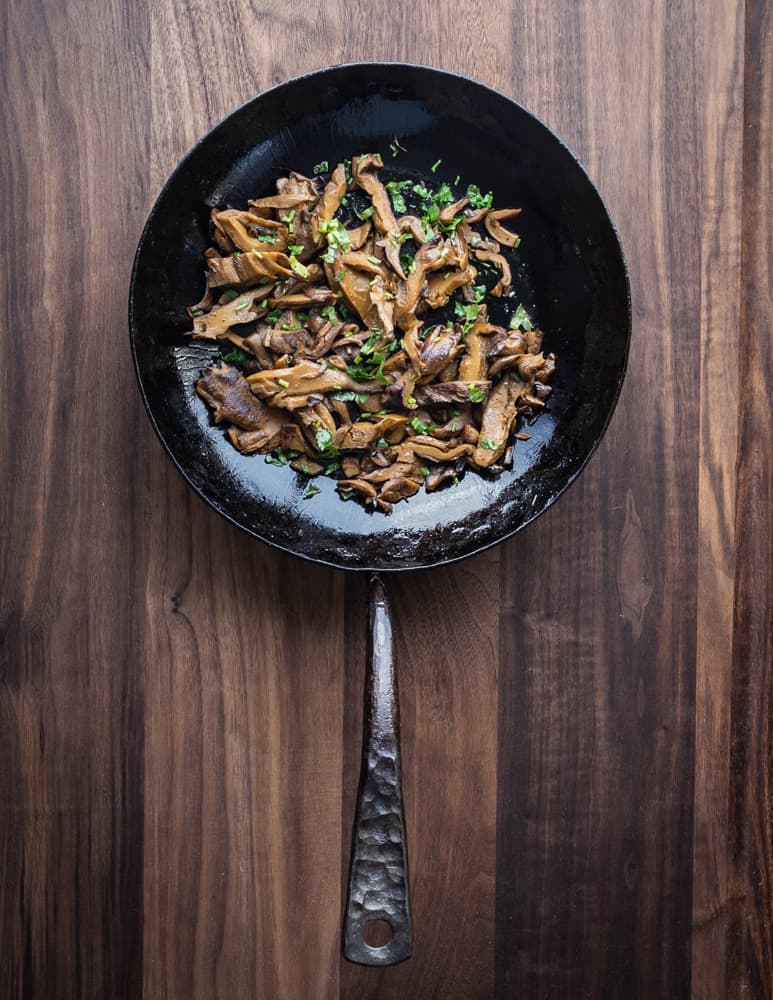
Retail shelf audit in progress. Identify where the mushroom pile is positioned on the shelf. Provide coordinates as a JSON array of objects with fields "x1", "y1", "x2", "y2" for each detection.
[{"x1": 190, "y1": 153, "x2": 556, "y2": 512}]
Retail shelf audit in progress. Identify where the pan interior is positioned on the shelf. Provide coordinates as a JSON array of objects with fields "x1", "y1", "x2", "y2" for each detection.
[{"x1": 130, "y1": 64, "x2": 630, "y2": 570}]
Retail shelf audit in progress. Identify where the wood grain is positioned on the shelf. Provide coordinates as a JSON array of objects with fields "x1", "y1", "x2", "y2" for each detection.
[
  {"x1": 727, "y1": 0, "x2": 773, "y2": 993},
  {"x1": 0, "y1": 1, "x2": 770, "y2": 998}
]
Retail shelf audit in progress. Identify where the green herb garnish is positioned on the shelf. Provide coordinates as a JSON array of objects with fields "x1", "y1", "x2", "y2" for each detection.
[
  {"x1": 289, "y1": 255, "x2": 309, "y2": 278},
  {"x1": 468, "y1": 384, "x2": 486, "y2": 403},
  {"x1": 368, "y1": 255, "x2": 381, "y2": 265},
  {"x1": 315, "y1": 427, "x2": 338, "y2": 456},
  {"x1": 287, "y1": 243, "x2": 304, "y2": 255},
  {"x1": 257, "y1": 232, "x2": 277, "y2": 243},
  {"x1": 420, "y1": 466, "x2": 430, "y2": 476},
  {"x1": 353, "y1": 204, "x2": 375, "y2": 222},
  {"x1": 410, "y1": 417, "x2": 433, "y2": 434},
  {"x1": 481, "y1": 438, "x2": 498, "y2": 450},
  {"x1": 465, "y1": 184, "x2": 493, "y2": 209},
  {"x1": 312, "y1": 160, "x2": 329, "y2": 174},
  {"x1": 281, "y1": 208, "x2": 296, "y2": 233},
  {"x1": 330, "y1": 390, "x2": 369, "y2": 404},
  {"x1": 222, "y1": 289, "x2": 239, "y2": 302},
  {"x1": 191, "y1": 309, "x2": 203, "y2": 317},
  {"x1": 431, "y1": 159, "x2": 442, "y2": 172},
  {"x1": 319, "y1": 217, "x2": 352, "y2": 262},
  {"x1": 304, "y1": 484, "x2": 321, "y2": 498},
  {"x1": 509, "y1": 304, "x2": 533, "y2": 331},
  {"x1": 277, "y1": 378, "x2": 290, "y2": 388},
  {"x1": 222, "y1": 348, "x2": 249, "y2": 363},
  {"x1": 385, "y1": 179, "x2": 412, "y2": 214},
  {"x1": 454, "y1": 300, "x2": 481, "y2": 332}
]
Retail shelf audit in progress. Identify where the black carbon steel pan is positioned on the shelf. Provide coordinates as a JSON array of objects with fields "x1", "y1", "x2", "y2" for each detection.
[{"x1": 129, "y1": 62, "x2": 631, "y2": 966}]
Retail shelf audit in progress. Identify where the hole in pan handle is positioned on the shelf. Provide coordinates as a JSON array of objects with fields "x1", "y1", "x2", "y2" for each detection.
[{"x1": 343, "y1": 574, "x2": 412, "y2": 966}]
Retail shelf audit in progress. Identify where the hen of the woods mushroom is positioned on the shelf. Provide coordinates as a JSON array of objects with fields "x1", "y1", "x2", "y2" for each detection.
[{"x1": 191, "y1": 152, "x2": 556, "y2": 512}]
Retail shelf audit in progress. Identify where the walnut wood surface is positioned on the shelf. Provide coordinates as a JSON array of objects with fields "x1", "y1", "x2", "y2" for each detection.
[{"x1": 1, "y1": 1, "x2": 770, "y2": 997}]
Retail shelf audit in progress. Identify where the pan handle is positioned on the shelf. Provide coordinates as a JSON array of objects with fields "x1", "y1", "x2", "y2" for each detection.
[{"x1": 343, "y1": 574, "x2": 412, "y2": 965}]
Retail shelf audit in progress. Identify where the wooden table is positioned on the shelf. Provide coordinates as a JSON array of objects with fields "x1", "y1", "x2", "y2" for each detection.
[{"x1": 2, "y1": 1, "x2": 771, "y2": 997}]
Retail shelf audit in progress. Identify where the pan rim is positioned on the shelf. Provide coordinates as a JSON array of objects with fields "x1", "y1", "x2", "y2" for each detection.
[{"x1": 128, "y1": 60, "x2": 632, "y2": 573}]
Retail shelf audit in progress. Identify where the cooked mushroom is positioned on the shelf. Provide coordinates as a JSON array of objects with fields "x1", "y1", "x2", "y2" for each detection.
[
  {"x1": 473, "y1": 373, "x2": 520, "y2": 467},
  {"x1": 484, "y1": 208, "x2": 522, "y2": 247},
  {"x1": 189, "y1": 289, "x2": 270, "y2": 339},
  {"x1": 190, "y1": 154, "x2": 556, "y2": 511},
  {"x1": 473, "y1": 248, "x2": 512, "y2": 296}
]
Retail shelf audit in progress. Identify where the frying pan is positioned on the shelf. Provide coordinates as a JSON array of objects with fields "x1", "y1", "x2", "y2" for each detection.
[{"x1": 129, "y1": 62, "x2": 631, "y2": 966}]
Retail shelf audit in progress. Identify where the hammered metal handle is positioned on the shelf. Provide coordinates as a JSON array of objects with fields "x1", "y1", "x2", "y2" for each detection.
[{"x1": 343, "y1": 575, "x2": 412, "y2": 965}]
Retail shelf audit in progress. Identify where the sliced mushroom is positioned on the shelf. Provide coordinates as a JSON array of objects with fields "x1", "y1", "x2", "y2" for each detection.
[
  {"x1": 424, "y1": 264, "x2": 477, "y2": 309},
  {"x1": 196, "y1": 366, "x2": 266, "y2": 429},
  {"x1": 337, "y1": 479, "x2": 378, "y2": 500},
  {"x1": 311, "y1": 163, "x2": 347, "y2": 241},
  {"x1": 207, "y1": 250, "x2": 291, "y2": 288},
  {"x1": 484, "y1": 207, "x2": 522, "y2": 247},
  {"x1": 189, "y1": 289, "x2": 271, "y2": 340},
  {"x1": 247, "y1": 359, "x2": 381, "y2": 408},
  {"x1": 339, "y1": 415, "x2": 409, "y2": 450},
  {"x1": 473, "y1": 248, "x2": 512, "y2": 296},
  {"x1": 473, "y1": 373, "x2": 520, "y2": 467},
  {"x1": 436, "y1": 197, "x2": 468, "y2": 225},
  {"x1": 211, "y1": 209, "x2": 288, "y2": 254},
  {"x1": 352, "y1": 154, "x2": 406, "y2": 278}
]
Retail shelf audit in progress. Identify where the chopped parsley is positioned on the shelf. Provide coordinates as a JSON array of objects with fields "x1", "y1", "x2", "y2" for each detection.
[
  {"x1": 233, "y1": 299, "x2": 251, "y2": 312},
  {"x1": 434, "y1": 182, "x2": 454, "y2": 205},
  {"x1": 454, "y1": 300, "x2": 481, "y2": 331},
  {"x1": 330, "y1": 390, "x2": 369, "y2": 404},
  {"x1": 222, "y1": 348, "x2": 249, "y2": 363},
  {"x1": 481, "y1": 438, "x2": 498, "y2": 450},
  {"x1": 320, "y1": 304, "x2": 338, "y2": 323},
  {"x1": 334, "y1": 269, "x2": 345, "y2": 281},
  {"x1": 265, "y1": 448, "x2": 295, "y2": 467},
  {"x1": 385, "y1": 179, "x2": 412, "y2": 214},
  {"x1": 304, "y1": 484, "x2": 321, "y2": 498},
  {"x1": 431, "y1": 159, "x2": 442, "y2": 172},
  {"x1": 280, "y1": 208, "x2": 296, "y2": 233},
  {"x1": 468, "y1": 384, "x2": 486, "y2": 403},
  {"x1": 367, "y1": 255, "x2": 381, "y2": 265},
  {"x1": 400, "y1": 252, "x2": 416, "y2": 274},
  {"x1": 287, "y1": 243, "x2": 304, "y2": 255},
  {"x1": 289, "y1": 255, "x2": 309, "y2": 278},
  {"x1": 319, "y1": 217, "x2": 352, "y2": 262},
  {"x1": 222, "y1": 289, "x2": 239, "y2": 302},
  {"x1": 454, "y1": 174, "x2": 460, "y2": 185},
  {"x1": 276, "y1": 378, "x2": 290, "y2": 388},
  {"x1": 509, "y1": 304, "x2": 534, "y2": 331},
  {"x1": 312, "y1": 160, "x2": 329, "y2": 174},
  {"x1": 191, "y1": 309, "x2": 203, "y2": 317},
  {"x1": 410, "y1": 417, "x2": 433, "y2": 434},
  {"x1": 315, "y1": 427, "x2": 338, "y2": 456},
  {"x1": 352, "y1": 204, "x2": 375, "y2": 222},
  {"x1": 257, "y1": 232, "x2": 277, "y2": 243},
  {"x1": 420, "y1": 466, "x2": 430, "y2": 476},
  {"x1": 465, "y1": 183, "x2": 494, "y2": 209},
  {"x1": 471, "y1": 284, "x2": 487, "y2": 303}
]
